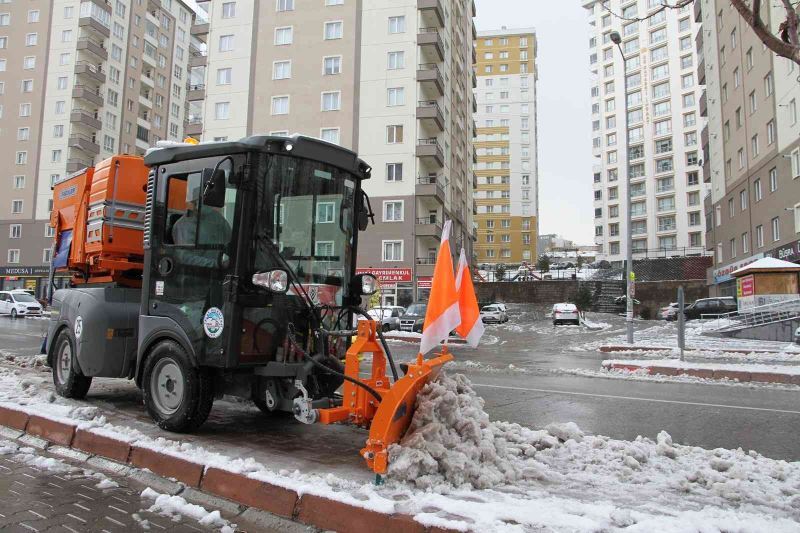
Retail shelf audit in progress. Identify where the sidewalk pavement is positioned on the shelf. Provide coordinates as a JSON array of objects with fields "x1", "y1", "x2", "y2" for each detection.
[{"x1": 602, "y1": 358, "x2": 800, "y2": 385}]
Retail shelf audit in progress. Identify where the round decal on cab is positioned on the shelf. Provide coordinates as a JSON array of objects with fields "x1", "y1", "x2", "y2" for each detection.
[{"x1": 203, "y1": 307, "x2": 224, "y2": 339}]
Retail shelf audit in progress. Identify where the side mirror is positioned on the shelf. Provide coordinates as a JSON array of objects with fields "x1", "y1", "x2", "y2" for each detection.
[
  {"x1": 357, "y1": 190, "x2": 374, "y2": 231},
  {"x1": 202, "y1": 167, "x2": 226, "y2": 208},
  {"x1": 352, "y1": 273, "x2": 379, "y2": 296},
  {"x1": 252, "y1": 270, "x2": 289, "y2": 293}
]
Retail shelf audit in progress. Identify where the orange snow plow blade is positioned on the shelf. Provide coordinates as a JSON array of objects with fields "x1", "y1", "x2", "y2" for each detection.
[{"x1": 317, "y1": 320, "x2": 453, "y2": 475}]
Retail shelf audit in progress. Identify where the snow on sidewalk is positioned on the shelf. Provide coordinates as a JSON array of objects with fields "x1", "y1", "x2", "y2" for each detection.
[
  {"x1": 1, "y1": 362, "x2": 800, "y2": 531},
  {"x1": 603, "y1": 358, "x2": 800, "y2": 375}
]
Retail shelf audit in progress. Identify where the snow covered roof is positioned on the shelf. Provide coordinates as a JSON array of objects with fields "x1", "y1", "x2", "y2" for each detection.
[{"x1": 731, "y1": 257, "x2": 800, "y2": 276}]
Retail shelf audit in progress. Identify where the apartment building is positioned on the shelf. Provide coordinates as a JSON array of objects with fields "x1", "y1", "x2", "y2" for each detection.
[
  {"x1": 473, "y1": 27, "x2": 538, "y2": 267},
  {"x1": 697, "y1": 0, "x2": 800, "y2": 296},
  {"x1": 0, "y1": 0, "x2": 193, "y2": 296},
  {"x1": 193, "y1": 0, "x2": 477, "y2": 307},
  {"x1": 583, "y1": 0, "x2": 708, "y2": 268}
]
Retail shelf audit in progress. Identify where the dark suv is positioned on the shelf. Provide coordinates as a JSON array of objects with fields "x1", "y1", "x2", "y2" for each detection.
[
  {"x1": 682, "y1": 297, "x2": 737, "y2": 320},
  {"x1": 399, "y1": 302, "x2": 427, "y2": 332}
]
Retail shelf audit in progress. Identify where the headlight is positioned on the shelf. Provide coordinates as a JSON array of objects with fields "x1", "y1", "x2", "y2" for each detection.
[
  {"x1": 252, "y1": 270, "x2": 289, "y2": 293},
  {"x1": 351, "y1": 273, "x2": 379, "y2": 296}
]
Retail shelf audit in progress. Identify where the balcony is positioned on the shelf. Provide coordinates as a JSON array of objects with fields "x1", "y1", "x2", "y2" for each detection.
[
  {"x1": 415, "y1": 257, "x2": 436, "y2": 277},
  {"x1": 79, "y1": 16, "x2": 111, "y2": 38},
  {"x1": 472, "y1": 69, "x2": 477, "y2": 89},
  {"x1": 417, "y1": 0, "x2": 444, "y2": 27},
  {"x1": 416, "y1": 175, "x2": 446, "y2": 204},
  {"x1": 698, "y1": 57, "x2": 706, "y2": 85},
  {"x1": 188, "y1": 83, "x2": 206, "y2": 101},
  {"x1": 694, "y1": 0, "x2": 702, "y2": 22},
  {"x1": 74, "y1": 61, "x2": 106, "y2": 84},
  {"x1": 140, "y1": 72, "x2": 155, "y2": 88},
  {"x1": 472, "y1": 98, "x2": 477, "y2": 113},
  {"x1": 418, "y1": 28, "x2": 444, "y2": 60},
  {"x1": 147, "y1": 0, "x2": 161, "y2": 10},
  {"x1": 76, "y1": 37, "x2": 108, "y2": 60},
  {"x1": 191, "y1": 21, "x2": 210, "y2": 35},
  {"x1": 657, "y1": 224, "x2": 677, "y2": 234},
  {"x1": 699, "y1": 92, "x2": 707, "y2": 117},
  {"x1": 417, "y1": 100, "x2": 444, "y2": 130},
  {"x1": 472, "y1": 199, "x2": 477, "y2": 215},
  {"x1": 68, "y1": 132, "x2": 100, "y2": 156},
  {"x1": 70, "y1": 109, "x2": 102, "y2": 130},
  {"x1": 139, "y1": 92, "x2": 153, "y2": 109},
  {"x1": 185, "y1": 118, "x2": 203, "y2": 136},
  {"x1": 189, "y1": 51, "x2": 207, "y2": 68},
  {"x1": 66, "y1": 158, "x2": 93, "y2": 173},
  {"x1": 471, "y1": 0, "x2": 476, "y2": 17},
  {"x1": 417, "y1": 63, "x2": 444, "y2": 95},
  {"x1": 72, "y1": 85, "x2": 104, "y2": 106},
  {"x1": 416, "y1": 217, "x2": 443, "y2": 238},
  {"x1": 416, "y1": 138, "x2": 444, "y2": 166}
]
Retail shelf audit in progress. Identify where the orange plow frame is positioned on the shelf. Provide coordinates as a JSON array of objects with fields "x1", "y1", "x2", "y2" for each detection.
[{"x1": 317, "y1": 320, "x2": 452, "y2": 475}]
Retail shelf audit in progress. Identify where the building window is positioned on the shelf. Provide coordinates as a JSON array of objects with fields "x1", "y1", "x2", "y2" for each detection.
[
  {"x1": 15, "y1": 152, "x2": 27, "y2": 165},
  {"x1": 751, "y1": 135, "x2": 759, "y2": 157},
  {"x1": 13, "y1": 175, "x2": 25, "y2": 189},
  {"x1": 215, "y1": 102, "x2": 230, "y2": 120},
  {"x1": 386, "y1": 163, "x2": 402, "y2": 182},
  {"x1": 217, "y1": 68, "x2": 232, "y2": 85},
  {"x1": 11, "y1": 200, "x2": 22, "y2": 213},
  {"x1": 772, "y1": 217, "x2": 781, "y2": 242},
  {"x1": 277, "y1": 0, "x2": 294, "y2": 11},
  {"x1": 323, "y1": 56, "x2": 341, "y2": 75},
  {"x1": 8, "y1": 224, "x2": 20, "y2": 239},
  {"x1": 387, "y1": 51, "x2": 404, "y2": 70},
  {"x1": 271, "y1": 96, "x2": 289, "y2": 115},
  {"x1": 275, "y1": 26, "x2": 293, "y2": 45},
  {"x1": 324, "y1": 21, "x2": 343, "y2": 40},
  {"x1": 388, "y1": 16, "x2": 405, "y2": 34},
  {"x1": 765, "y1": 72, "x2": 774, "y2": 96},
  {"x1": 386, "y1": 87, "x2": 404, "y2": 107},
  {"x1": 320, "y1": 128, "x2": 339, "y2": 144},
  {"x1": 222, "y1": 2, "x2": 236, "y2": 18},
  {"x1": 383, "y1": 201, "x2": 403, "y2": 222},
  {"x1": 742, "y1": 233, "x2": 750, "y2": 254},
  {"x1": 7, "y1": 249, "x2": 19, "y2": 264},
  {"x1": 382, "y1": 240, "x2": 403, "y2": 261},
  {"x1": 321, "y1": 91, "x2": 341, "y2": 111},
  {"x1": 386, "y1": 125, "x2": 403, "y2": 143},
  {"x1": 754, "y1": 178, "x2": 762, "y2": 201},
  {"x1": 770, "y1": 167, "x2": 778, "y2": 192},
  {"x1": 756, "y1": 224, "x2": 764, "y2": 248},
  {"x1": 273, "y1": 60, "x2": 291, "y2": 80},
  {"x1": 219, "y1": 34, "x2": 234, "y2": 52}
]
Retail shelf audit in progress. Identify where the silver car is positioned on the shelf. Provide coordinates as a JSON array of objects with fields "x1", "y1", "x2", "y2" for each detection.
[{"x1": 360, "y1": 306, "x2": 405, "y2": 332}]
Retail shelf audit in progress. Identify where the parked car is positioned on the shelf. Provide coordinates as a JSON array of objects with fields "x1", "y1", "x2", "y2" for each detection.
[
  {"x1": 589, "y1": 260, "x2": 612, "y2": 269},
  {"x1": 400, "y1": 302, "x2": 428, "y2": 332},
  {"x1": 360, "y1": 306, "x2": 405, "y2": 332},
  {"x1": 659, "y1": 302, "x2": 680, "y2": 321},
  {"x1": 614, "y1": 295, "x2": 641, "y2": 306},
  {"x1": 682, "y1": 297, "x2": 738, "y2": 320},
  {"x1": 552, "y1": 303, "x2": 581, "y2": 325},
  {"x1": 0, "y1": 290, "x2": 44, "y2": 318},
  {"x1": 480, "y1": 304, "x2": 508, "y2": 324},
  {"x1": 552, "y1": 262, "x2": 575, "y2": 270}
]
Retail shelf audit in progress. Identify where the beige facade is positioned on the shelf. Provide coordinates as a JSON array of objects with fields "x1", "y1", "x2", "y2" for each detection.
[
  {"x1": 0, "y1": 0, "x2": 194, "y2": 295},
  {"x1": 698, "y1": 0, "x2": 800, "y2": 296},
  {"x1": 473, "y1": 28, "x2": 538, "y2": 266},
  {"x1": 195, "y1": 0, "x2": 477, "y2": 306}
]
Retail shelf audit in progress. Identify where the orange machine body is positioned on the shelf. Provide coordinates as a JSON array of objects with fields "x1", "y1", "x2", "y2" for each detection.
[{"x1": 50, "y1": 155, "x2": 149, "y2": 286}]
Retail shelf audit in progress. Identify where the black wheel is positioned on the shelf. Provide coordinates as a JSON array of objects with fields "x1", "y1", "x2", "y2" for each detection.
[
  {"x1": 10, "y1": 309, "x2": 17, "y2": 319},
  {"x1": 142, "y1": 340, "x2": 214, "y2": 433},
  {"x1": 52, "y1": 329, "x2": 92, "y2": 399},
  {"x1": 382, "y1": 323, "x2": 391, "y2": 333}
]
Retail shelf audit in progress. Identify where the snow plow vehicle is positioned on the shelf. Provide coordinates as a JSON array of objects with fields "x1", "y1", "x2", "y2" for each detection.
[{"x1": 44, "y1": 135, "x2": 451, "y2": 475}]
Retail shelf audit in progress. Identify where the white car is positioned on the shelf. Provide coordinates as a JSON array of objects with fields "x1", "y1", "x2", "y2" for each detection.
[
  {"x1": 552, "y1": 303, "x2": 580, "y2": 326},
  {"x1": 0, "y1": 290, "x2": 43, "y2": 318},
  {"x1": 480, "y1": 304, "x2": 508, "y2": 324},
  {"x1": 359, "y1": 306, "x2": 405, "y2": 332}
]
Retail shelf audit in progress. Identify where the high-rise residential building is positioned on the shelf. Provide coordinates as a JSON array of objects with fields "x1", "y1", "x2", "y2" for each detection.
[
  {"x1": 192, "y1": 0, "x2": 477, "y2": 307},
  {"x1": 473, "y1": 27, "x2": 539, "y2": 266},
  {"x1": 583, "y1": 0, "x2": 708, "y2": 267},
  {"x1": 696, "y1": 0, "x2": 800, "y2": 296},
  {"x1": 0, "y1": 0, "x2": 194, "y2": 295}
]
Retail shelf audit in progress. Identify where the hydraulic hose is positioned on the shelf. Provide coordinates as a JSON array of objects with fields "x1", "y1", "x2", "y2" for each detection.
[
  {"x1": 286, "y1": 327, "x2": 383, "y2": 403},
  {"x1": 347, "y1": 306, "x2": 400, "y2": 382}
]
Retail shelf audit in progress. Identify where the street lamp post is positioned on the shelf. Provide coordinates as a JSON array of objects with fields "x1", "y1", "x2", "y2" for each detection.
[{"x1": 610, "y1": 30, "x2": 634, "y2": 345}]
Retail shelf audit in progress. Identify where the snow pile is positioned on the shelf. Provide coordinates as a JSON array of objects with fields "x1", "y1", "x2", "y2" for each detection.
[
  {"x1": 388, "y1": 373, "x2": 570, "y2": 491},
  {"x1": 141, "y1": 488, "x2": 234, "y2": 532}
]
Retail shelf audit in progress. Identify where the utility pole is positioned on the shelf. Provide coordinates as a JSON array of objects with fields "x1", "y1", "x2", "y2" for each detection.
[{"x1": 610, "y1": 31, "x2": 634, "y2": 345}]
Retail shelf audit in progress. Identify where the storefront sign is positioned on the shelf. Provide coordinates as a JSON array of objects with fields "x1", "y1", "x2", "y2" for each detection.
[
  {"x1": 712, "y1": 253, "x2": 763, "y2": 284},
  {"x1": 417, "y1": 276, "x2": 433, "y2": 289},
  {"x1": 355, "y1": 268, "x2": 412, "y2": 284},
  {"x1": 737, "y1": 275, "x2": 755, "y2": 298},
  {"x1": 765, "y1": 239, "x2": 800, "y2": 264},
  {"x1": 0, "y1": 266, "x2": 51, "y2": 277}
]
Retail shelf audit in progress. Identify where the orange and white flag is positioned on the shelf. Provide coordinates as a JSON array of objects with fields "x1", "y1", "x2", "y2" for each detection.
[
  {"x1": 419, "y1": 220, "x2": 461, "y2": 355},
  {"x1": 455, "y1": 248, "x2": 484, "y2": 347}
]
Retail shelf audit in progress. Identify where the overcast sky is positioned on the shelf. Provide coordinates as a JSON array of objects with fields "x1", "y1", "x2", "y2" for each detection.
[{"x1": 475, "y1": 0, "x2": 594, "y2": 244}]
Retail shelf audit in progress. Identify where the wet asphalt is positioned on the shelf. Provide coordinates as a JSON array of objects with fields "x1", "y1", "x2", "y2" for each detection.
[{"x1": 4, "y1": 308, "x2": 800, "y2": 462}]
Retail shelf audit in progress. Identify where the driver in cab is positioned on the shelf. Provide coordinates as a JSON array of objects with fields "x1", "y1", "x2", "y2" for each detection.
[{"x1": 172, "y1": 172, "x2": 232, "y2": 268}]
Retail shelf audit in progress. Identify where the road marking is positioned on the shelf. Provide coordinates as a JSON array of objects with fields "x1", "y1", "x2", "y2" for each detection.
[
  {"x1": 104, "y1": 516, "x2": 126, "y2": 527},
  {"x1": 472, "y1": 383, "x2": 800, "y2": 415},
  {"x1": 28, "y1": 510, "x2": 46, "y2": 520},
  {"x1": 66, "y1": 514, "x2": 86, "y2": 524},
  {"x1": 73, "y1": 503, "x2": 91, "y2": 512},
  {"x1": 20, "y1": 523, "x2": 37, "y2": 532}
]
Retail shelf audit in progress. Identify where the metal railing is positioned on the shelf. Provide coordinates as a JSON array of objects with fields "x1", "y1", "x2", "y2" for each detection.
[
  {"x1": 701, "y1": 297, "x2": 800, "y2": 333},
  {"x1": 188, "y1": 83, "x2": 206, "y2": 91},
  {"x1": 75, "y1": 60, "x2": 103, "y2": 74},
  {"x1": 416, "y1": 257, "x2": 436, "y2": 265},
  {"x1": 416, "y1": 216, "x2": 441, "y2": 226},
  {"x1": 630, "y1": 246, "x2": 711, "y2": 259},
  {"x1": 417, "y1": 100, "x2": 442, "y2": 114}
]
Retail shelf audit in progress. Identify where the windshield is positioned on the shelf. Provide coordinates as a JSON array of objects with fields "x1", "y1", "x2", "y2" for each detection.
[
  {"x1": 252, "y1": 154, "x2": 357, "y2": 308},
  {"x1": 406, "y1": 304, "x2": 427, "y2": 315},
  {"x1": 12, "y1": 293, "x2": 36, "y2": 303}
]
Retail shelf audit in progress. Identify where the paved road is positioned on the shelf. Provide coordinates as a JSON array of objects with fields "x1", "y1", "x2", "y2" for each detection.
[
  {"x1": 0, "y1": 443, "x2": 245, "y2": 532},
  {"x1": 4, "y1": 308, "x2": 800, "y2": 461}
]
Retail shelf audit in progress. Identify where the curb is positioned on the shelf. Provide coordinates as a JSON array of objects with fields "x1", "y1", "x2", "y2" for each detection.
[
  {"x1": 602, "y1": 362, "x2": 800, "y2": 385},
  {"x1": 0, "y1": 404, "x2": 453, "y2": 533},
  {"x1": 383, "y1": 334, "x2": 467, "y2": 345},
  {"x1": 599, "y1": 345, "x2": 797, "y2": 356}
]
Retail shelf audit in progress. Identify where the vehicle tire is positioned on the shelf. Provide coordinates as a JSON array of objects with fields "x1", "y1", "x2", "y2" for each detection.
[
  {"x1": 52, "y1": 329, "x2": 92, "y2": 399},
  {"x1": 382, "y1": 323, "x2": 391, "y2": 333},
  {"x1": 10, "y1": 309, "x2": 17, "y2": 319},
  {"x1": 142, "y1": 340, "x2": 214, "y2": 433}
]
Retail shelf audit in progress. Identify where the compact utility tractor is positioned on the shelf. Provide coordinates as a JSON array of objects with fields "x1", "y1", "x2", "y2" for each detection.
[{"x1": 45, "y1": 135, "x2": 451, "y2": 474}]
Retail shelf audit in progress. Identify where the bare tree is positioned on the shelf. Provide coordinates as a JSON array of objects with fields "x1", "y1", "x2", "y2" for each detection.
[{"x1": 601, "y1": 0, "x2": 800, "y2": 69}]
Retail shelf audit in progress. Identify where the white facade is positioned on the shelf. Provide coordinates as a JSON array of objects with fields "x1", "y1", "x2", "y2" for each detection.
[{"x1": 584, "y1": 0, "x2": 708, "y2": 265}]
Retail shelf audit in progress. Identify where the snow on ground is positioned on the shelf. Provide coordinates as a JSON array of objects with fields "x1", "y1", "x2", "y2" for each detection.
[
  {"x1": 603, "y1": 358, "x2": 800, "y2": 375},
  {"x1": 141, "y1": 488, "x2": 235, "y2": 532},
  {"x1": 2, "y1": 362, "x2": 800, "y2": 531},
  {"x1": 554, "y1": 367, "x2": 800, "y2": 391}
]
